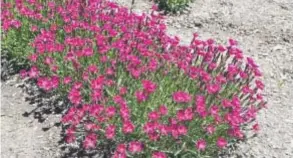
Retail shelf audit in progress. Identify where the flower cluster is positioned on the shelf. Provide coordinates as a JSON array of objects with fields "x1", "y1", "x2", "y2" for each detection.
[{"x1": 2, "y1": 0, "x2": 266, "y2": 157}]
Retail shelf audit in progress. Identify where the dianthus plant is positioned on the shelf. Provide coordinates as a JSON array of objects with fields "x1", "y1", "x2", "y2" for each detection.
[{"x1": 2, "y1": 0, "x2": 266, "y2": 157}]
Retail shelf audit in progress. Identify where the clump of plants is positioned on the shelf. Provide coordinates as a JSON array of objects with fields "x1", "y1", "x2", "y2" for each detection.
[
  {"x1": 1, "y1": 1, "x2": 35, "y2": 79},
  {"x1": 1, "y1": 0, "x2": 266, "y2": 157},
  {"x1": 154, "y1": 0, "x2": 194, "y2": 14}
]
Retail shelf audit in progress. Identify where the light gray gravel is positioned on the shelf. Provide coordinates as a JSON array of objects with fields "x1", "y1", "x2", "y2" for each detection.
[{"x1": 1, "y1": 78, "x2": 61, "y2": 158}]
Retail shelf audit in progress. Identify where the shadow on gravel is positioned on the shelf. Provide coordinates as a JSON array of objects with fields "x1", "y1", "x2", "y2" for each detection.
[
  {"x1": 58, "y1": 133, "x2": 112, "y2": 158},
  {"x1": 16, "y1": 79, "x2": 107, "y2": 157},
  {"x1": 20, "y1": 79, "x2": 66, "y2": 123}
]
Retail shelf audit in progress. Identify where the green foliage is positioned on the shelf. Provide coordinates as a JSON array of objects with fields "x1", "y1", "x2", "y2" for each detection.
[
  {"x1": 1, "y1": 17, "x2": 35, "y2": 75},
  {"x1": 155, "y1": 0, "x2": 193, "y2": 13}
]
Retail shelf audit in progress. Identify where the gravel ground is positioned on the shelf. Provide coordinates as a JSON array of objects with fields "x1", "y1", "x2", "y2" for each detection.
[
  {"x1": 1, "y1": 77, "x2": 61, "y2": 158},
  {"x1": 1, "y1": 0, "x2": 293, "y2": 157}
]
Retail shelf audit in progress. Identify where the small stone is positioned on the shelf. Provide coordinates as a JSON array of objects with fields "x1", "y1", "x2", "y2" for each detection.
[{"x1": 272, "y1": 45, "x2": 283, "y2": 51}]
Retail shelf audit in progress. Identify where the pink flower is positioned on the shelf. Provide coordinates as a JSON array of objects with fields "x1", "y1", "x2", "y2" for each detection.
[
  {"x1": 208, "y1": 62, "x2": 217, "y2": 70},
  {"x1": 122, "y1": 121, "x2": 135, "y2": 134},
  {"x1": 196, "y1": 139, "x2": 207, "y2": 151},
  {"x1": 184, "y1": 107, "x2": 193, "y2": 120},
  {"x1": 88, "y1": 65, "x2": 98, "y2": 73},
  {"x1": 116, "y1": 143, "x2": 126, "y2": 154},
  {"x1": 68, "y1": 88, "x2": 82, "y2": 105},
  {"x1": 207, "y1": 84, "x2": 221, "y2": 94},
  {"x1": 206, "y1": 125, "x2": 216, "y2": 134},
  {"x1": 105, "y1": 125, "x2": 116, "y2": 139},
  {"x1": 148, "y1": 111, "x2": 160, "y2": 121},
  {"x1": 37, "y1": 77, "x2": 52, "y2": 91},
  {"x1": 152, "y1": 151, "x2": 167, "y2": 158},
  {"x1": 177, "y1": 125, "x2": 187, "y2": 135},
  {"x1": 28, "y1": 54, "x2": 38, "y2": 62},
  {"x1": 148, "y1": 132, "x2": 160, "y2": 141},
  {"x1": 44, "y1": 56, "x2": 54, "y2": 65},
  {"x1": 231, "y1": 96, "x2": 241, "y2": 108},
  {"x1": 128, "y1": 141, "x2": 143, "y2": 153},
  {"x1": 216, "y1": 74, "x2": 227, "y2": 84},
  {"x1": 210, "y1": 105, "x2": 219, "y2": 116},
  {"x1": 159, "y1": 105, "x2": 168, "y2": 115},
  {"x1": 83, "y1": 133, "x2": 97, "y2": 149},
  {"x1": 217, "y1": 137, "x2": 227, "y2": 148},
  {"x1": 65, "y1": 134, "x2": 76, "y2": 143},
  {"x1": 31, "y1": 25, "x2": 38, "y2": 32},
  {"x1": 159, "y1": 125, "x2": 169, "y2": 136},
  {"x1": 82, "y1": 72, "x2": 89, "y2": 81},
  {"x1": 247, "y1": 57, "x2": 258, "y2": 68},
  {"x1": 228, "y1": 38, "x2": 238, "y2": 46},
  {"x1": 28, "y1": 66, "x2": 39, "y2": 78},
  {"x1": 173, "y1": 91, "x2": 192, "y2": 103},
  {"x1": 63, "y1": 76, "x2": 72, "y2": 84},
  {"x1": 255, "y1": 80, "x2": 265, "y2": 90},
  {"x1": 176, "y1": 109, "x2": 185, "y2": 121},
  {"x1": 84, "y1": 122, "x2": 98, "y2": 131},
  {"x1": 222, "y1": 99, "x2": 232, "y2": 108},
  {"x1": 119, "y1": 87, "x2": 127, "y2": 95},
  {"x1": 19, "y1": 69, "x2": 27, "y2": 79},
  {"x1": 142, "y1": 80, "x2": 157, "y2": 94},
  {"x1": 83, "y1": 47, "x2": 93, "y2": 56},
  {"x1": 143, "y1": 122, "x2": 155, "y2": 134},
  {"x1": 91, "y1": 76, "x2": 105, "y2": 90},
  {"x1": 252, "y1": 123, "x2": 260, "y2": 132},
  {"x1": 135, "y1": 90, "x2": 148, "y2": 103},
  {"x1": 105, "y1": 106, "x2": 116, "y2": 117},
  {"x1": 112, "y1": 152, "x2": 126, "y2": 158}
]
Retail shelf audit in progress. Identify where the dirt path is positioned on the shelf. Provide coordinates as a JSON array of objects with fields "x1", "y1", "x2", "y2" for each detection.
[
  {"x1": 116, "y1": 0, "x2": 293, "y2": 157},
  {"x1": 1, "y1": 79, "x2": 61, "y2": 158}
]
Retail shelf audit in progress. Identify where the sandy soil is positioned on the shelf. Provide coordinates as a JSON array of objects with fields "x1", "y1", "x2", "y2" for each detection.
[
  {"x1": 1, "y1": 0, "x2": 293, "y2": 157},
  {"x1": 1, "y1": 78, "x2": 61, "y2": 158}
]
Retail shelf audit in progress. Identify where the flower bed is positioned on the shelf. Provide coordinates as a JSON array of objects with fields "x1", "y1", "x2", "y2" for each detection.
[{"x1": 1, "y1": 0, "x2": 266, "y2": 157}]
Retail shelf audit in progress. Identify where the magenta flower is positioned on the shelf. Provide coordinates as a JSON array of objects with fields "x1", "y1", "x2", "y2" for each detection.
[
  {"x1": 105, "y1": 106, "x2": 116, "y2": 117},
  {"x1": 105, "y1": 125, "x2": 116, "y2": 139},
  {"x1": 28, "y1": 66, "x2": 39, "y2": 78},
  {"x1": 207, "y1": 84, "x2": 221, "y2": 94},
  {"x1": 135, "y1": 90, "x2": 148, "y2": 103},
  {"x1": 217, "y1": 137, "x2": 227, "y2": 148},
  {"x1": 122, "y1": 121, "x2": 135, "y2": 134},
  {"x1": 195, "y1": 139, "x2": 207, "y2": 151},
  {"x1": 172, "y1": 91, "x2": 192, "y2": 103},
  {"x1": 116, "y1": 143, "x2": 126, "y2": 153},
  {"x1": 142, "y1": 80, "x2": 157, "y2": 94},
  {"x1": 206, "y1": 125, "x2": 216, "y2": 134},
  {"x1": 128, "y1": 141, "x2": 143, "y2": 153},
  {"x1": 152, "y1": 151, "x2": 167, "y2": 158},
  {"x1": 83, "y1": 133, "x2": 97, "y2": 150},
  {"x1": 148, "y1": 111, "x2": 160, "y2": 121},
  {"x1": 159, "y1": 105, "x2": 168, "y2": 115},
  {"x1": 19, "y1": 69, "x2": 27, "y2": 79},
  {"x1": 252, "y1": 123, "x2": 260, "y2": 132}
]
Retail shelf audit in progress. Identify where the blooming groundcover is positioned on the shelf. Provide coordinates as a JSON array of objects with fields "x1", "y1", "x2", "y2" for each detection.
[{"x1": 1, "y1": 0, "x2": 266, "y2": 157}]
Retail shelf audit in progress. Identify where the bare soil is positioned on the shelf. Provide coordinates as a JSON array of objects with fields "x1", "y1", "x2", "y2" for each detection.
[{"x1": 1, "y1": 78, "x2": 61, "y2": 158}]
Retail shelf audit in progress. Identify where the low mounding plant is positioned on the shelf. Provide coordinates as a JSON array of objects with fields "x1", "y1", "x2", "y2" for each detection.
[
  {"x1": 1, "y1": 1, "x2": 35, "y2": 78},
  {"x1": 154, "y1": 0, "x2": 193, "y2": 13},
  {"x1": 2, "y1": 0, "x2": 266, "y2": 157}
]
